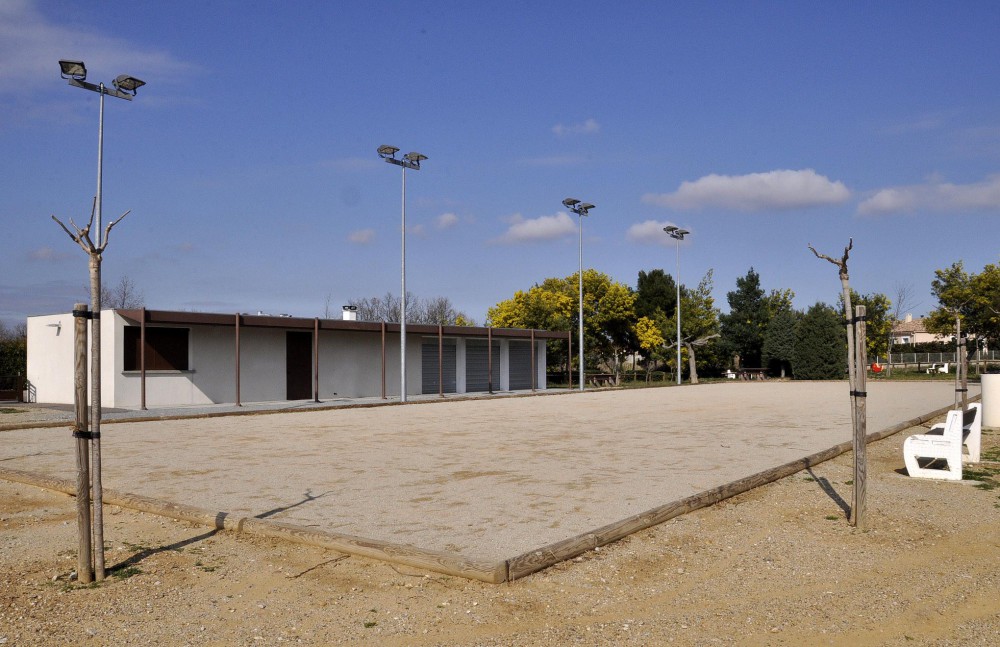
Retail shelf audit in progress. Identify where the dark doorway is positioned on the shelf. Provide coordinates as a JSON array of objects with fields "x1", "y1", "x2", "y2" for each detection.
[{"x1": 286, "y1": 331, "x2": 312, "y2": 400}]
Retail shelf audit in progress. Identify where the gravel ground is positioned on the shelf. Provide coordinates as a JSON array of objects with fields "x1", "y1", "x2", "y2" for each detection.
[{"x1": 1, "y1": 391, "x2": 998, "y2": 645}]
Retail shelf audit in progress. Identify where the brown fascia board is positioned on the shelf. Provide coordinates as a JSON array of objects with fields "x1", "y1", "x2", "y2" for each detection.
[{"x1": 114, "y1": 309, "x2": 568, "y2": 340}]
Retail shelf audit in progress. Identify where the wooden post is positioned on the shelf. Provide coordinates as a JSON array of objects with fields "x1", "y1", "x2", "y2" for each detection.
[
  {"x1": 381, "y1": 322, "x2": 387, "y2": 399},
  {"x1": 567, "y1": 332, "x2": 573, "y2": 390},
  {"x1": 140, "y1": 307, "x2": 146, "y2": 410},
  {"x1": 313, "y1": 318, "x2": 320, "y2": 403},
  {"x1": 235, "y1": 313, "x2": 241, "y2": 407},
  {"x1": 72, "y1": 303, "x2": 93, "y2": 584},
  {"x1": 438, "y1": 325, "x2": 444, "y2": 397},
  {"x1": 852, "y1": 305, "x2": 868, "y2": 529},
  {"x1": 531, "y1": 330, "x2": 536, "y2": 391},
  {"x1": 488, "y1": 327, "x2": 493, "y2": 394}
]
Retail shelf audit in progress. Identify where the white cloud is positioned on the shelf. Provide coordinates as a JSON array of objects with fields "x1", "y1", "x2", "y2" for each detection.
[
  {"x1": 26, "y1": 246, "x2": 72, "y2": 262},
  {"x1": 642, "y1": 169, "x2": 851, "y2": 212},
  {"x1": 858, "y1": 174, "x2": 1000, "y2": 215},
  {"x1": 0, "y1": 0, "x2": 197, "y2": 97},
  {"x1": 436, "y1": 213, "x2": 459, "y2": 229},
  {"x1": 552, "y1": 118, "x2": 600, "y2": 137},
  {"x1": 495, "y1": 212, "x2": 576, "y2": 244},
  {"x1": 625, "y1": 220, "x2": 690, "y2": 246},
  {"x1": 348, "y1": 228, "x2": 375, "y2": 244},
  {"x1": 518, "y1": 155, "x2": 587, "y2": 167}
]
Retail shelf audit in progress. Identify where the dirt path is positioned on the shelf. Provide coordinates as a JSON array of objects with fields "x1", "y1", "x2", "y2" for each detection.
[{"x1": 2, "y1": 416, "x2": 998, "y2": 645}]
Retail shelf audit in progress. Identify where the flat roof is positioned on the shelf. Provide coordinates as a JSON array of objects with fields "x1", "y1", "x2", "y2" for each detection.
[{"x1": 115, "y1": 308, "x2": 570, "y2": 340}]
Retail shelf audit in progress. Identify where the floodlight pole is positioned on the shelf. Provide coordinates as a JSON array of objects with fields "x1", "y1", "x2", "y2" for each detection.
[
  {"x1": 563, "y1": 199, "x2": 595, "y2": 391},
  {"x1": 664, "y1": 226, "x2": 689, "y2": 385},
  {"x1": 378, "y1": 146, "x2": 426, "y2": 403},
  {"x1": 58, "y1": 60, "x2": 144, "y2": 581}
]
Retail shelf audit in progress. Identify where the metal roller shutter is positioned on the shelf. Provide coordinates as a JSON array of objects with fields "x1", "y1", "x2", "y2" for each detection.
[
  {"x1": 508, "y1": 340, "x2": 533, "y2": 390},
  {"x1": 422, "y1": 340, "x2": 457, "y2": 394},
  {"x1": 465, "y1": 339, "x2": 500, "y2": 392}
]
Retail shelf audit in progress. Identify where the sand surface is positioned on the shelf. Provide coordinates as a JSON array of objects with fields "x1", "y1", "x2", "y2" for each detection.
[{"x1": 0, "y1": 381, "x2": 972, "y2": 562}]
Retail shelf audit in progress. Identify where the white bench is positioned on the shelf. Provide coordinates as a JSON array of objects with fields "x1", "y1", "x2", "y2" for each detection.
[
  {"x1": 927, "y1": 402, "x2": 982, "y2": 464},
  {"x1": 926, "y1": 362, "x2": 949, "y2": 374},
  {"x1": 902, "y1": 403, "x2": 981, "y2": 480}
]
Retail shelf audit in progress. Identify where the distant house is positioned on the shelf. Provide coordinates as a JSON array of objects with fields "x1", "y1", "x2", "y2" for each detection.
[
  {"x1": 890, "y1": 314, "x2": 949, "y2": 346},
  {"x1": 27, "y1": 308, "x2": 565, "y2": 408}
]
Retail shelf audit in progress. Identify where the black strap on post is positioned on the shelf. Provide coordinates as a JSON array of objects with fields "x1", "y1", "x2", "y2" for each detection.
[
  {"x1": 72, "y1": 430, "x2": 100, "y2": 440},
  {"x1": 850, "y1": 390, "x2": 868, "y2": 398},
  {"x1": 72, "y1": 308, "x2": 91, "y2": 319}
]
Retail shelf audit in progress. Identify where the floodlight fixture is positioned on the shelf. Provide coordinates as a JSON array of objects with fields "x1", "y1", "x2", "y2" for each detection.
[
  {"x1": 404, "y1": 152, "x2": 427, "y2": 163},
  {"x1": 112, "y1": 74, "x2": 145, "y2": 96},
  {"x1": 663, "y1": 225, "x2": 678, "y2": 233},
  {"x1": 377, "y1": 144, "x2": 400, "y2": 158},
  {"x1": 579, "y1": 203, "x2": 595, "y2": 212},
  {"x1": 562, "y1": 197, "x2": 581, "y2": 208},
  {"x1": 59, "y1": 60, "x2": 87, "y2": 80}
]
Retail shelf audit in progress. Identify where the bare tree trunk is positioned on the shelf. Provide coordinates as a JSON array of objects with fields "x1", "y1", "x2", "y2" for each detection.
[
  {"x1": 88, "y1": 255, "x2": 105, "y2": 580},
  {"x1": 684, "y1": 342, "x2": 699, "y2": 385}
]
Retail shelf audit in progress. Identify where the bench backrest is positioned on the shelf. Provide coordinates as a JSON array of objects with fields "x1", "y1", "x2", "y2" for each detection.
[
  {"x1": 963, "y1": 406, "x2": 977, "y2": 428},
  {"x1": 941, "y1": 409, "x2": 965, "y2": 441}
]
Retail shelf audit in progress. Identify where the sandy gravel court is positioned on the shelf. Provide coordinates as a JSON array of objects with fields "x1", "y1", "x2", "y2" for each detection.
[{"x1": 0, "y1": 381, "x2": 973, "y2": 578}]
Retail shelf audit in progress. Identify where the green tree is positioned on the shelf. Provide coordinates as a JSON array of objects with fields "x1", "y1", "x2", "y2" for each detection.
[
  {"x1": 664, "y1": 270, "x2": 721, "y2": 383},
  {"x1": 764, "y1": 288, "x2": 796, "y2": 318},
  {"x1": 839, "y1": 289, "x2": 892, "y2": 358},
  {"x1": 635, "y1": 269, "x2": 677, "y2": 321},
  {"x1": 0, "y1": 322, "x2": 27, "y2": 377},
  {"x1": 927, "y1": 260, "x2": 1000, "y2": 349},
  {"x1": 719, "y1": 268, "x2": 769, "y2": 368},
  {"x1": 489, "y1": 270, "x2": 636, "y2": 381},
  {"x1": 762, "y1": 309, "x2": 799, "y2": 378},
  {"x1": 793, "y1": 303, "x2": 846, "y2": 380}
]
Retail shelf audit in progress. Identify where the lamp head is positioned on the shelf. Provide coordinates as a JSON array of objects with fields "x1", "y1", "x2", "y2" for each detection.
[
  {"x1": 59, "y1": 60, "x2": 87, "y2": 81},
  {"x1": 377, "y1": 145, "x2": 400, "y2": 158},
  {"x1": 113, "y1": 74, "x2": 145, "y2": 96},
  {"x1": 404, "y1": 152, "x2": 427, "y2": 163},
  {"x1": 676, "y1": 229, "x2": 690, "y2": 236},
  {"x1": 579, "y1": 203, "x2": 595, "y2": 211},
  {"x1": 663, "y1": 225, "x2": 678, "y2": 233},
  {"x1": 562, "y1": 198, "x2": 581, "y2": 208}
]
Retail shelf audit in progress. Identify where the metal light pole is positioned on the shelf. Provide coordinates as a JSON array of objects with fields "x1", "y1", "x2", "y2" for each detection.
[
  {"x1": 378, "y1": 146, "x2": 427, "y2": 403},
  {"x1": 664, "y1": 226, "x2": 689, "y2": 385},
  {"x1": 563, "y1": 198, "x2": 595, "y2": 391},
  {"x1": 58, "y1": 60, "x2": 145, "y2": 581}
]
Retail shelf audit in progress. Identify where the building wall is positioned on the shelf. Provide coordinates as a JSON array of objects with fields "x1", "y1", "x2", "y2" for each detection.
[{"x1": 29, "y1": 311, "x2": 550, "y2": 408}]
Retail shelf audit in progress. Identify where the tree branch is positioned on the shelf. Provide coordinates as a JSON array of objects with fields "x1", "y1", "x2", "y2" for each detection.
[
  {"x1": 808, "y1": 238, "x2": 853, "y2": 280},
  {"x1": 98, "y1": 209, "x2": 132, "y2": 252}
]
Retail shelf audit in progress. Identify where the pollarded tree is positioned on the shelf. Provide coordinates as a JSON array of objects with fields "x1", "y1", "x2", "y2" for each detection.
[{"x1": 793, "y1": 302, "x2": 846, "y2": 380}]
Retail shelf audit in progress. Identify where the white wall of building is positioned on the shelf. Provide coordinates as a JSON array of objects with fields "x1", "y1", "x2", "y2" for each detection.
[{"x1": 29, "y1": 310, "x2": 550, "y2": 408}]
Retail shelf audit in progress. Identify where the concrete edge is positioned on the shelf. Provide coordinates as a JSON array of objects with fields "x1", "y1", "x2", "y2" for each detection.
[{"x1": 1, "y1": 396, "x2": 977, "y2": 584}]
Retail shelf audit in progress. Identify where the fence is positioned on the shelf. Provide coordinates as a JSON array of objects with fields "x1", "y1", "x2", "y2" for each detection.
[{"x1": 875, "y1": 349, "x2": 1000, "y2": 368}]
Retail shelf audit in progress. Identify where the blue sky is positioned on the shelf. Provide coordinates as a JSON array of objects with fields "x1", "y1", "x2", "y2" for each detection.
[{"x1": 3, "y1": 0, "x2": 1000, "y2": 328}]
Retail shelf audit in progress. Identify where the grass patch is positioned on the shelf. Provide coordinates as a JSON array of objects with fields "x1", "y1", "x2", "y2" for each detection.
[
  {"x1": 824, "y1": 515, "x2": 840, "y2": 521},
  {"x1": 0, "y1": 408, "x2": 22, "y2": 414},
  {"x1": 111, "y1": 566, "x2": 143, "y2": 580}
]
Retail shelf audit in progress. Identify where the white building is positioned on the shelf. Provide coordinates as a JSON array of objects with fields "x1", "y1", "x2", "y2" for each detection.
[{"x1": 27, "y1": 308, "x2": 562, "y2": 408}]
